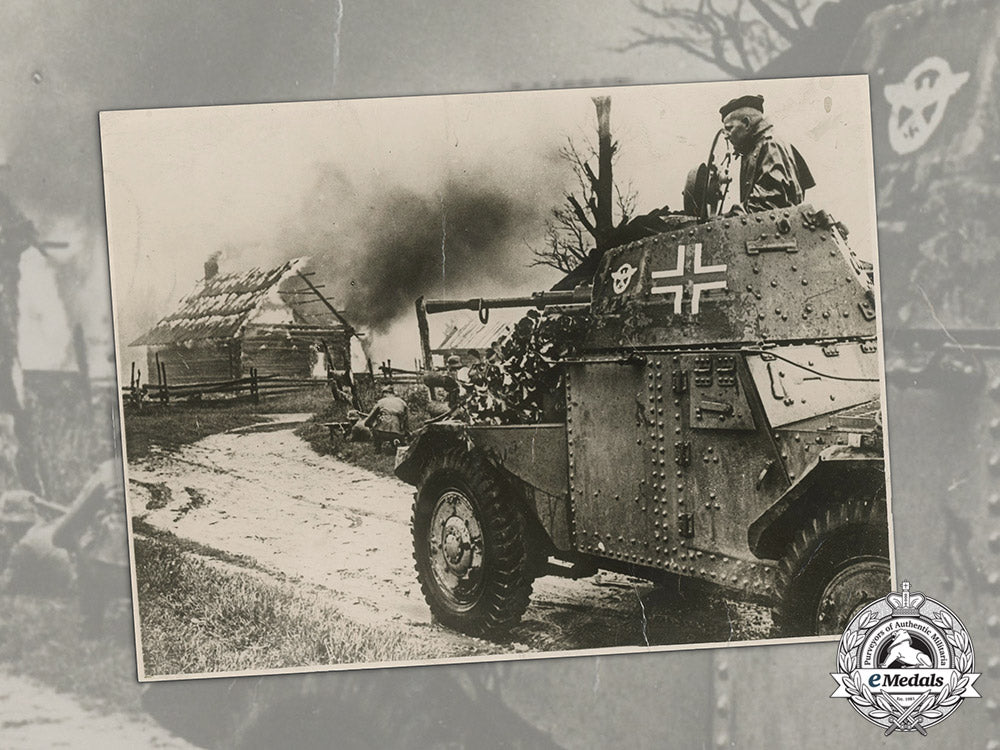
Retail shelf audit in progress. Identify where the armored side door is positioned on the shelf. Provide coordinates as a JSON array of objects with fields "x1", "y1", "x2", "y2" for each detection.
[
  {"x1": 670, "y1": 352, "x2": 785, "y2": 595},
  {"x1": 566, "y1": 361, "x2": 654, "y2": 564}
]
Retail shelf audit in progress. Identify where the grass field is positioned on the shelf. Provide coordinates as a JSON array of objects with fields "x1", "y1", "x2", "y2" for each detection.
[
  {"x1": 295, "y1": 406, "x2": 395, "y2": 478},
  {"x1": 124, "y1": 382, "x2": 466, "y2": 675},
  {"x1": 296, "y1": 387, "x2": 434, "y2": 479},
  {"x1": 124, "y1": 386, "x2": 334, "y2": 461},
  {"x1": 0, "y1": 593, "x2": 142, "y2": 715},
  {"x1": 133, "y1": 535, "x2": 444, "y2": 676}
]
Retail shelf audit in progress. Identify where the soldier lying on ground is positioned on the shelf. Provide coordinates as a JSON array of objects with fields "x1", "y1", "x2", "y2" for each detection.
[
  {"x1": 51, "y1": 460, "x2": 130, "y2": 636},
  {"x1": 348, "y1": 409, "x2": 372, "y2": 442},
  {"x1": 0, "y1": 490, "x2": 39, "y2": 570},
  {"x1": 0, "y1": 489, "x2": 74, "y2": 597}
]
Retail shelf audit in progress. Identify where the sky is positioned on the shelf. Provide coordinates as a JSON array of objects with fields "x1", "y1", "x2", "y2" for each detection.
[
  {"x1": 333, "y1": 1, "x2": 718, "y2": 97},
  {"x1": 102, "y1": 75, "x2": 878, "y2": 369},
  {"x1": 3, "y1": 0, "x2": 843, "y2": 379}
]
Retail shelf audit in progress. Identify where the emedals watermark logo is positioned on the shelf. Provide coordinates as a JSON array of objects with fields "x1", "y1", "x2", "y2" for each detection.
[{"x1": 831, "y1": 581, "x2": 980, "y2": 734}]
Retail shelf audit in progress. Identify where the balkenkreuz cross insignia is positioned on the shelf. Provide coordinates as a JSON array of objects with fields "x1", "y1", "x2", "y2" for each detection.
[{"x1": 650, "y1": 243, "x2": 727, "y2": 314}]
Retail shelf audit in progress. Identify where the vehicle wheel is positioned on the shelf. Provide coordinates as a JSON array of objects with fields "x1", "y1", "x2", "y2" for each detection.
[
  {"x1": 412, "y1": 449, "x2": 535, "y2": 638},
  {"x1": 773, "y1": 496, "x2": 890, "y2": 637}
]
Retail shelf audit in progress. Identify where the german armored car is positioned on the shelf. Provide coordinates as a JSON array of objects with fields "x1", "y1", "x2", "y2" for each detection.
[{"x1": 395, "y1": 202, "x2": 890, "y2": 639}]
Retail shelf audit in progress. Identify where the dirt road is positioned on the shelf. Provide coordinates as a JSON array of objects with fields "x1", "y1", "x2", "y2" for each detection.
[
  {"x1": 0, "y1": 671, "x2": 196, "y2": 750},
  {"x1": 128, "y1": 416, "x2": 769, "y2": 664}
]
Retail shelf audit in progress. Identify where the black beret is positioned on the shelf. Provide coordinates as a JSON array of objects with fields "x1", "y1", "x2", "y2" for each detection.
[{"x1": 719, "y1": 94, "x2": 764, "y2": 118}]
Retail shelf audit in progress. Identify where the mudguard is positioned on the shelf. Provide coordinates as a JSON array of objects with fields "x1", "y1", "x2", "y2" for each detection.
[
  {"x1": 748, "y1": 446, "x2": 886, "y2": 560},
  {"x1": 393, "y1": 421, "x2": 471, "y2": 486},
  {"x1": 394, "y1": 422, "x2": 573, "y2": 550}
]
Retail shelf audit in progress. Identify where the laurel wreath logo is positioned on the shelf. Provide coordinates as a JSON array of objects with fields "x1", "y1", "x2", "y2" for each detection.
[{"x1": 836, "y1": 607, "x2": 974, "y2": 731}]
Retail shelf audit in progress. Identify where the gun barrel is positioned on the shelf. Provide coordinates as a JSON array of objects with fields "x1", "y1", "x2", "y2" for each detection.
[
  {"x1": 415, "y1": 288, "x2": 590, "y2": 369},
  {"x1": 424, "y1": 290, "x2": 588, "y2": 314}
]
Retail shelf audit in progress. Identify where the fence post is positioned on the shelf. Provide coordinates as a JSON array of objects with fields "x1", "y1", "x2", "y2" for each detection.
[{"x1": 160, "y1": 362, "x2": 169, "y2": 404}]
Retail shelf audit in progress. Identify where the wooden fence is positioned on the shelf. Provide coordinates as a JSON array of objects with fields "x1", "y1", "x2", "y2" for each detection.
[
  {"x1": 122, "y1": 358, "x2": 430, "y2": 408},
  {"x1": 123, "y1": 365, "x2": 335, "y2": 406}
]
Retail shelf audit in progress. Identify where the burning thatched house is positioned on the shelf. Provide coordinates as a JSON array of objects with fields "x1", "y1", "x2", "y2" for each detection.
[{"x1": 131, "y1": 258, "x2": 361, "y2": 386}]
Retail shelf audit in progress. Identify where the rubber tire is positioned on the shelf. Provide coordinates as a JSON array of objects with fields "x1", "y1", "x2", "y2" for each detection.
[
  {"x1": 773, "y1": 496, "x2": 890, "y2": 637},
  {"x1": 412, "y1": 449, "x2": 534, "y2": 638}
]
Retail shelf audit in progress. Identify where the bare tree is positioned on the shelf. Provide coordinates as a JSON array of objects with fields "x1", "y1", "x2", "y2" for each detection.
[
  {"x1": 622, "y1": 0, "x2": 819, "y2": 77},
  {"x1": 532, "y1": 98, "x2": 637, "y2": 274}
]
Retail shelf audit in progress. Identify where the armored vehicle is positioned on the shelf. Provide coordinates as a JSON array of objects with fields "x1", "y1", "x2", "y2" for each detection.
[{"x1": 396, "y1": 199, "x2": 889, "y2": 639}]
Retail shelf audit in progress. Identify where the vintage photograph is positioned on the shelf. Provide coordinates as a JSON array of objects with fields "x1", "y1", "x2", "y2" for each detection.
[
  {"x1": 1, "y1": 2, "x2": 997, "y2": 747},
  {"x1": 102, "y1": 75, "x2": 892, "y2": 680}
]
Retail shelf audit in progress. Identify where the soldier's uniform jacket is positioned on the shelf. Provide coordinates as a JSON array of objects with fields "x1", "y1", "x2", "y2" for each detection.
[
  {"x1": 738, "y1": 119, "x2": 815, "y2": 212},
  {"x1": 366, "y1": 394, "x2": 409, "y2": 435}
]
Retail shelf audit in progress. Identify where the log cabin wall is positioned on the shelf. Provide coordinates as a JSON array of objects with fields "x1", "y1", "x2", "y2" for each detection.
[
  {"x1": 146, "y1": 340, "x2": 240, "y2": 386},
  {"x1": 147, "y1": 330, "x2": 350, "y2": 386},
  {"x1": 242, "y1": 326, "x2": 350, "y2": 378},
  {"x1": 326, "y1": 333, "x2": 350, "y2": 371},
  {"x1": 240, "y1": 331, "x2": 313, "y2": 379}
]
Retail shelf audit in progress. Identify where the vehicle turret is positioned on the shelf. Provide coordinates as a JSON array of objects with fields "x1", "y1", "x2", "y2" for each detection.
[{"x1": 587, "y1": 204, "x2": 876, "y2": 349}]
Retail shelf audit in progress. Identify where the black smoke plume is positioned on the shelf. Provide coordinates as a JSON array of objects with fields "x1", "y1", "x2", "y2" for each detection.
[
  {"x1": 284, "y1": 165, "x2": 556, "y2": 333},
  {"x1": 340, "y1": 179, "x2": 542, "y2": 330}
]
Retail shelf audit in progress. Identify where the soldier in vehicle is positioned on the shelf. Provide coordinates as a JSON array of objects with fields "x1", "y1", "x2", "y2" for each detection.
[
  {"x1": 720, "y1": 94, "x2": 815, "y2": 213},
  {"x1": 422, "y1": 354, "x2": 466, "y2": 415},
  {"x1": 466, "y1": 348, "x2": 487, "y2": 386},
  {"x1": 365, "y1": 384, "x2": 409, "y2": 455},
  {"x1": 445, "y1": 354, "x2": 473, "y2": 408}
]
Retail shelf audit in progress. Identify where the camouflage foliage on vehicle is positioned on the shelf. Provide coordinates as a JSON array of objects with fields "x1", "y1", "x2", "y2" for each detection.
[{"x1": 466, "y1": 309, "x2": 590, "y2": 425}]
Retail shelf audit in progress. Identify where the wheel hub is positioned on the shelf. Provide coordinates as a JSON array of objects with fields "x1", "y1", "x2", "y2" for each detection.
[
  {"x1": 816, "y1": 557, "x2": 890, "y2": 634},
  {"x1": 427, "y1": 488, "x2": 484, "y2": 609},
  {"x1": 442, "y1": 517, "x2": 472, "y2": 571}
]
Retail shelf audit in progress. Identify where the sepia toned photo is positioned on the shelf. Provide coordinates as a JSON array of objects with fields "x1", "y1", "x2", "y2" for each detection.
[{"x1": 102, "y1": 75, "x2": 893, "y2": 680}]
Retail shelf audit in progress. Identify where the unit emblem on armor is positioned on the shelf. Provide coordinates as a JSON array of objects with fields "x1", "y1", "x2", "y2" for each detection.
[
  {"x1": 831, "y1": 581, "x2": 980, "y2": 734},
  {"x1": 884, "y1": 57, "x2": 969, "y2": 155},
  {"x1": 611, "y1": 262, "x2": 638, "y2": 295}
]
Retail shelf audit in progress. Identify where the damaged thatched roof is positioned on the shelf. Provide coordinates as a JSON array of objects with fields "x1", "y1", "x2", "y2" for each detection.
[
  {"x1": 132, "y1": 259, "x2": 340, "y2": 346},
  {"x1": 432, "y1": 308, "x2": 528, "y2": 356},
  {"x1": 435, "y1": 315, "x2": 515, "y2": 354}
]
